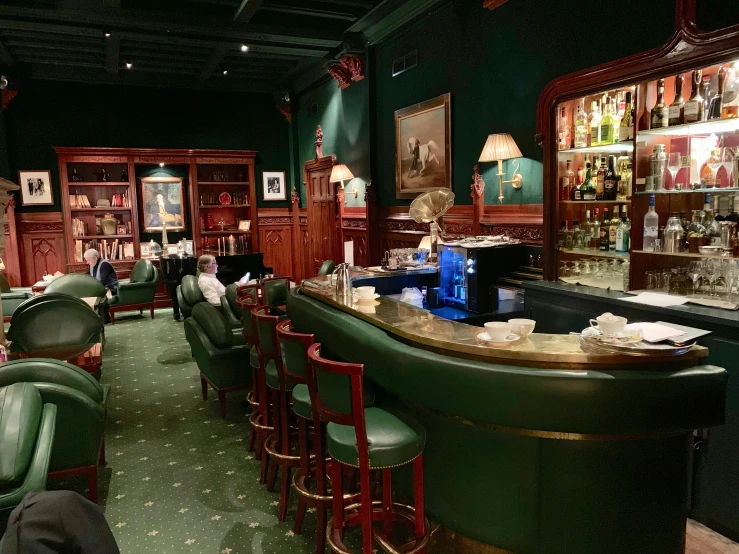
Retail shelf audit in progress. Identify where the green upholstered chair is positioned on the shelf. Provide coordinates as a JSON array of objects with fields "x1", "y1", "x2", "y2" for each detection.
[
  {"x1": 0, "y1": 382, "x2": 57, "y2": 535},
  {"x1": 184, "y1": 302, "x2": 251, "y2": 418},
  {"x1": 0, "y1": 273, "x2": 33, "y2": 322},
  {"x1": 262, "y1": 277, "x2": 290, "y2": 309},
  {"x1": 317, "y1": 260, "x2": 335, "y2": 277},
  {"x1": 177, "y1": 274, "x2": 206, "y2": 320},
  {"x1": 108, "y1": 259, "x2": 158, "y2": 324},
  {"x1": 7, "y1": 295, "x2": 104, "y2": 352},
  {"x1": 220, "y1": 284, "x2": 247, "y2": 346},
  {"x1": 0, "y1": 359, "x2": 109, "y2": 503},
  {"x1": 44, "y1": 273, "x2": 106, "y2": 299}
]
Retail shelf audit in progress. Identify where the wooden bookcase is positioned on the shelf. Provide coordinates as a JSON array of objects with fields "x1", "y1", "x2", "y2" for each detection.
[
  {"x1": 55, "y1": 148, "x2": 258, "y2": 274},
  {"x1": 537, "y1": 2, "x2": 739, "y2": 289}
]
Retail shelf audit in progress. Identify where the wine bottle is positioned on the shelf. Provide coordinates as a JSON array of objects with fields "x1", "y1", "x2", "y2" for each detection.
[
  {"x1": 618, "y1": 91, "x2": 634, "y2": 142},
  {"x1": 708, "y1": 68, "x2": 726, "y2": 120},
  {"x1": 683, "y1": 70, "x2": 704, "y2": 123},
  {"x1": 668, "y1": 74, "x2": 685, "y2": 126},
  {"x1": 651, "y1": 78, "x2": 668, "y2": 128}
]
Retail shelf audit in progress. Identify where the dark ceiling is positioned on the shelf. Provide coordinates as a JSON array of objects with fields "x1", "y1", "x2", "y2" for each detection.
[{"x1": 0, "y1": 0, "x2": 387, "y2": 93}]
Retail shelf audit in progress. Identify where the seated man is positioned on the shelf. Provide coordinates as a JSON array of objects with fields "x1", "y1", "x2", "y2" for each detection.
[
  {"x1": 197, "y1": 254, "x2": 225, "y2": 306},
  {"x1": 83, "y1": 249, "x2": 118, "y2": 295}
]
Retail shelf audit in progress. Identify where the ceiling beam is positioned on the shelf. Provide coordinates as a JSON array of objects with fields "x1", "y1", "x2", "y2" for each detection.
[
  {"x1": 311, "y1": 0, "x2": 376, "y2": 8},
  {"x1": 102, "y1": 0, "x2": 121, "y2": 7},
  {"x1": 0, "y1": 39, "x2": 15, "y2": 66},
  {"x1": 105, "y1": 36, "x2": 120, "y2": 74},
  {"x1": 351, "y1": 0, "x2": 447, "y2": 44},
  {"x1": 233, "y1": 0, "x2": 263, "y2": 23},
  {"x1": 199, "y1": 45, "x2": 228, "y2": 80},
  {"x1": 260, "y1": 4, "x2": 357, "y2": 21}
]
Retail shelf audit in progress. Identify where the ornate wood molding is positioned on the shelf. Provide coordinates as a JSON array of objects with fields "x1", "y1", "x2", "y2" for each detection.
[
  {"x1": 258, "y1": 216, "x2": 292, "y2": 225},
  {"x1": 481, "y1": 224, "x2": 543, "y2": 243},
  {"x1": 327, "y1": 64, "x2": 352, "y2": 89},
  {"x1": 53, "y1": 147, "x2": 258, "y2": 160},
  {"x1": 299, "y1": 216, "x2": 308, "y2": 226},
  {"x1": 315, "y1": 126, "x2": 324, "y2": 160},
  {"x1": 339, "y1": 54, "x2": 364, "y2": 82},
  {"x1": 342, "y1": 219, "x2": 366, "y2": 230}
]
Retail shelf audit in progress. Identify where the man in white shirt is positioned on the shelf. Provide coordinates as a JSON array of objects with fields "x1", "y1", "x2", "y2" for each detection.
[{"x1": 197, "y1": 255, "x2": 225, "y2": 306}]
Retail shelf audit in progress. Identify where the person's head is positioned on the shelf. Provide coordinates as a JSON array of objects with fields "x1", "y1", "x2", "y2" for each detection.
[
  {"x1": 83, "y1": 249, "x2": 100, "y2": 268},
  {"x1": 197, "y1": 254, "x2": 217, "y2": 275},
  {"x1": 156, "y1": 193, "x2": 165, "y2": 206}
]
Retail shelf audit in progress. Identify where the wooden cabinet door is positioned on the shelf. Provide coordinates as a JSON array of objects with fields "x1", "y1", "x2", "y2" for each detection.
[
  {"x1": 305, "y1": 159, "x2": 338, "y2": 275},
  {"x1": 17, "y1": 213, "x2": 66, "y2": 285}
]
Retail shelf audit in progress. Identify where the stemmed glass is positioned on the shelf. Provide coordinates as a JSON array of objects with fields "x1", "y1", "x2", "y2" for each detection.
[
  {"x1": 667, "y1": 152, "x2": 682, "y2": 190},
  {"x1": 704, "y1": 259, "x2": 720, "y2": 298},
  {"x1": 708, "y1": 148, "x2": 724, "y2": 188},
  {"x1": 722, "y1": 147, "x2": 735, "y2": 188},
  {"x1": 720, "y1": 260, "x2": 736, "y2": 301},
  {"x1": 688, "y1": 261, "x2": 702, "y2": 297}
]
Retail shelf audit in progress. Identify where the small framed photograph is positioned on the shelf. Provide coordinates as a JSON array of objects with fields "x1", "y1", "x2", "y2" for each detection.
[
  {"x1": 140, "y1": 244, "x2": 151, "y2": 258},
  {"x1": 116, "y1": 224, "x2": 127, "y2": 235},
  {"x1": 237, "y1": 219, "x2": 251, "y2": 232},
  {"x1": 166, "y1": 244, "x2": 179, "y2": 255},
  {"x1": 185, "y1": 240, "x2": 194, "y2": 256},
  {"x1": 262, "y1": 171, "x2": 286, "y2": 201},
  {"x1": 18, "y1": 170, "x2": 53, "y2": 206}
]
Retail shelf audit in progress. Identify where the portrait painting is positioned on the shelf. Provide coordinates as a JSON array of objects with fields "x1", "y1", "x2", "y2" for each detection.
[
  {"x1": 140, "y1": 176, "x2": 185, "y2": 232},
  {"x1": 262, "y1": 171, "x2": 286, "y2": 201},
  {"x1": 18, "y1": 170, "x2": 53, "y2": 206},
  {"x1": 394, "y1": 93, "x2": 451, "y2": 199}
]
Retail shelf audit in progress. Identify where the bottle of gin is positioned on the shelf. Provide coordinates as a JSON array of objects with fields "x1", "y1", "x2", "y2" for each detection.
[
  {"x1": 643, "y1": 194, "x2": 659, "y2": 251},
  {"x1": 572, "y1": 220, "x2": 584, "y2": 250},
  {"x1": 574, "y1": 99, "x2": 588, "y2": 148},
  {"x1": 668, "y1": 73, "x2": 685, "y2": 126},
  {"x1": 616, "y1": 206, "x2": 630, "y2": 253},
  {"x1": 583, "y1": 209, "x2": 592, "y2": 246},
  {"x1": 651, "y1": 78, "x2": 669, "y2": 129},
  {"x1": 683, "y1": 70, "x2": 704, "y2": 123}
]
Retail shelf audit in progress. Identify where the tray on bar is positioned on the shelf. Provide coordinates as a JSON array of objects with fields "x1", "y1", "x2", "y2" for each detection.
[{"x1": 578, "y1": 335, "x2": 695, "y2": 357}]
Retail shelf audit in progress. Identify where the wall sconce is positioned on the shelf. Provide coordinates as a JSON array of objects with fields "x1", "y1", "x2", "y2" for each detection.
[
  {"x1": 478, "y1": 133, "x2": 523, "y2": 203},
  {"x1": 330, "y1": 164, "x2": 357, "y2": 204}
]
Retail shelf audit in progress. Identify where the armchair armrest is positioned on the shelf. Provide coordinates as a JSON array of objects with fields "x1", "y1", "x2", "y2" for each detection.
[
  {"x1": 116, "y1": 281, "x2": 157, "y2": 305},
  {"x1": 220, "y1": 296, "x2": 241, "y2": 327}
]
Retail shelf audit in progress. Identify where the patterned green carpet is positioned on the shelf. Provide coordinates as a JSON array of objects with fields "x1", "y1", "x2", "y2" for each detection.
[{"x1": 52, "y1": 310, "x2": 321, "y2": 554}]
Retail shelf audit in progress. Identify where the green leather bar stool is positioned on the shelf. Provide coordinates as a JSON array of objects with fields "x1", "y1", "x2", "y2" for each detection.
[
  {"x1": 254, "y1": 306, "x2": 302, "y2": 519},
  {"x1": 220, "y1": 284, "x2": 248, "y2": 346},
  {"x1": 261, "y1": 276, "x2": 291, "y2": 312},
  {"x1": 237, "y1": 286, "x2": 264, "y2": 455},
  {"x1": 307, "y1": 343, "x2": 429, "y2": 554},
  {"x1": 250, "y1": 304, "x2": 276, "y2": 485}
]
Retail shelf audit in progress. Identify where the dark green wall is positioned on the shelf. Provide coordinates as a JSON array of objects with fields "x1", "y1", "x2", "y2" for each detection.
[
  {"x1": 2, "y1": 80, "x2": 291, "y2": 212},
  {"x1": 369, "y1": 0, "x2": 677, "y2": 207},
  {"x1": 294, "y1": 77, "x2": 370, "y2": 208}
]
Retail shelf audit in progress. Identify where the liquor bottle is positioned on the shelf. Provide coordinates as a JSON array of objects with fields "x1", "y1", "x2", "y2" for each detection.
[
  {"x1": 583, "y1": 209, "x2": 592, "y2": 246},
  {"x1": 683, "y1": 70, "x2": 704, "y2": 123},
  {"x1": 668, "y1": 74, "x2": 685, "y2": 126},
  {"x1": 617, "y1": 91, "x2": 626, "y2": 119},
  {"x1": 722, "y1": 62, "x2": 739, "y2": 118},
  {"x1": 595, "y1": 157, "x2": 605, "y2": 200},
  {"x1": 599, "y1": 208, "x2": 610, "y2": 251},
  {"x1": 643, "y1": 194, "x2": 659, "y2": 251},
  {"x1": 651, "y1": 78, "x2": 668, "y2": 129},
  {"x1": 558, "y1": 106, "x2": 571, "y2": 150},
  {"x1": 581, "y1": 162, "x2": 596, "y2": 201},
  {"x1": 702, "y1": 193, "x2": 722, "y2": 245},
  {"x1": 560, "y1": 160, "x2": 574, "y2": 200},
  {"x1": 616, "y1": 154, "x2": 632, "y2": 199},
  {"x1": 71, "y1": 168, "x2": 81, "y2": 182},
  {"x1": 588, "y1": 100, "x2": 601, "y2": 146},
  {"x1": 609, "y1": 205, "x2": 620, "y2": 251},
  {"x1": 565, "y1": 222, "x2": 574, "y2": 249},
  {"x1": 572, "y1": 220, "x2": 584, "y2": 250},
  {"x1": 727, "y1": 195, "x2": 739, "y2": 223},
  {"x1": 700, "y1": 148, "x2": 721, "y2": 187},
  {"x1": 707, "y1": 68, "x2": 726, "y2": 120},
  {"x1": 604, "y1": 155, "x2": 617, "y2": 201},
  {"x1": 599, "y1": 97, "x2": 614, "y2": 145},
  {"x1": 574, "y1": 99, "x2": 588, "y2": 148},
  {"x1": 701, "y1": 76, "x2": 711, "y2": 121},
  {"x1": 558, "y1": 221, "x2": 568, "y2": 248},
  {"x1": 618, "y1": 91, "x2": 634, "y2": 142},
  {"x1": 638, "y1": 82, "x2": 651, "y2": 131},
  {"x1": 623, "y1": 205, "x2": 632, "y2": 250},
  {"x1": 616, "y1": 206, "x2": 630, "y2": 253},
  {"x1": 714, "y1": 194, "x2": 725, "y2": 222},
  {"x1": 590, "y1": 208, "x2": 601, "y2": 249}
]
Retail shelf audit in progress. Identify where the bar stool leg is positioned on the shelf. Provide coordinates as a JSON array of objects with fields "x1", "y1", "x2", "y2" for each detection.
[
  {"x1": 331, "y1": 460, "x2": 344, "y2": 544},
  {"x1": 413, "y1": 455, "x2": 426, "y2": 554},
  {"x1": 293, "y1": 416, "x2": 310, "y2": 534},
  {"x1": 360, "y1": 463, "x2": 373, "y2": 554},
  {"x1": 278, "y1": 390, "x2": 292, "y2": 521},
  {"x1": 382, "y1": 468, "x2": 393, "y2": 540},
  {"x1": 314, "y1": 421, "x2": 328, "y2": 554},
  {"x1": 266, "y1": 388, "x2": 280, "y2": 492}
]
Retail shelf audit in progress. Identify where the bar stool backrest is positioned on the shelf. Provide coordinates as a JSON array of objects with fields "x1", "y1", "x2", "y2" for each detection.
[
  {"x1": 236, "y1": 283, "x2": 260, "y2": 302},
  {"x1": 276, "y1": 320, "x2": 314, "y2": 385},
  {"x1": 254, "y1": 305, "x2": 280, "y2": 361},
  {"x1": 261, "y1": 277, "x2": 291, "y2": 308}
]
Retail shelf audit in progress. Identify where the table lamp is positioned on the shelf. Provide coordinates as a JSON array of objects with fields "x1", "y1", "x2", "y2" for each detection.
[{"x1": 478, "y1": 133, "x2": 523, "y2": 203}]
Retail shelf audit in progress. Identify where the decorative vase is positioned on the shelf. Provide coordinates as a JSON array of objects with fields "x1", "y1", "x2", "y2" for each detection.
[
  {"x1": 71, "y1": 169, "x2": 81, "y2": 182},
  {"x1": 101, "y1": 213, "x2": 118, "y2": 235},
  {"x1": 120, "y1": 168, "x2": 129, "y2": 182}
]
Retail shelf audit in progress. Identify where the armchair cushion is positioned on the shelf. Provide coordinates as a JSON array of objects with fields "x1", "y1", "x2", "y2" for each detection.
[
  {"x1": 131, "y1": 259, "x2": 157, "y2": 284},
  {"x1": 0, "y1": 383, "x2": 43, "y2": 487},
  {"x1": 317, "y1": 260, "x2": 335, "y2": 276},
  {"x1": 2, "y1": 292, "x2": 33, "y2": 319},
  {"x1": 184, "y1": 316, "x2": 251, "y2": 391},
  {"x1": 110, "y1": 281, "x2": 156, "y2": 306},
  {"x1": 192, "y1": 303, "x2": 232, "y2": 349}
]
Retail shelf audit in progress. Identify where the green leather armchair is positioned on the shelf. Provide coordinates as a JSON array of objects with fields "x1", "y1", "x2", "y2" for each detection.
[
  {"x1": 0, "y1": 273, "x2": 33, "y2": 322},
  {"x1": 177, "y1": 274, "x2": 206, "y2": 320},
  {"x1": 44, "y1": 273, "x2": 106, "y2": 298},
  {"x1": 220, "y1": 284, "x2": 247, "y2": 346},
  {"x1": 0, "y1": 382, "x2": 57, "y2": 534},
  {"x1": 185, "y1": 302, "x2": 251, "y2": 418},
  {"x1": 317, "y1": 260, "x2": 335, "y2": 276},
  {"x1": 7, "y1": 295, "x2": 104, "y2": 352},
  {"x1": 108, "y1": 259, "x2": 159, "y2": 324},
  {"x1": 0, "y1": 359, "x2": 108, "y2": 503}
]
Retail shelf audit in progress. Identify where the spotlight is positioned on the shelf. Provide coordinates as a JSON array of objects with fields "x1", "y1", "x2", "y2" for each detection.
[
  {"x1": 241, "y1": 45, "x2": 249, "y2": 52},
  {"x1": 223, "y1": 70, "x2": 228, "y2": 75},
  {"x1": 103, "y1": 28, "x2": 112, "y2": 38},
  {"x1": 159, "y1": 163, "x2": 165, "y2": 168},
  {"x1": 125, "y1": 60, "x2": 132, "y2": 69}
]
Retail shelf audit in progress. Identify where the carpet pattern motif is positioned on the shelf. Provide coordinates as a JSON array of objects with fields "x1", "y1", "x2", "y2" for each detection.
[{"x1": 55, "y1": 311, "x2": 321, "y2": 554}]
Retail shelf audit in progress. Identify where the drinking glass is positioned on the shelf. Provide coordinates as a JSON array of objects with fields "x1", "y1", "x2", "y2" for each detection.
[
  {"x1": 688, "y1": 261, "x2": 702, "y2": 297},
  {"x1": 721, "y1": 147, "x2": 735, "y2": 188},
  {"x1": 720, "y1": 259, "x2": 736, "y2": 300},
  {"x1": 705, "y1": 259, "x2": 719, "y2": 297},
  {"x1": 667, "y1": 152, "x2": 682, "y2": 190},
  {"x1": 646, "y1": 270, "x2": 658, "y2": 290},
  {"x1": 662, "y1": 270, "x2": 672, "y2": 292},
  {"x1": 558, "y1": 261, "x2": 568, "y2": 278}
]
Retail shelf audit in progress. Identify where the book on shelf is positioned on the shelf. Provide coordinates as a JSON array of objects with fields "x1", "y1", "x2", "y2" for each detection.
[
  {"x1": 111, "y1": 192, "x2": 130, "y2": 207},
  {"x1": 70, "y1": 194, "x2": 91, "y2": 208},
  {"x1": 71, "y1": 217, "x2": 88, "y2": 237},
  {"x1": 74, "y1": 238, "x2": 135, "y2": 262}
]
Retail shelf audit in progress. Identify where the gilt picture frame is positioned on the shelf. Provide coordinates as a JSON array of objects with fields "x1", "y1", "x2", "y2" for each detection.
[
  {"x1": 262, "y1": 171, "x2": 287, "y2": 201},
  {"x1": 140, "y1": 176, "x2": 186, "y2": 232},
  {"x1": 18, "y1": 170, "x2": 54, "y2": 206},
  {"x1": 394, "y1": 93, "x2": 452, "y2": 199}
]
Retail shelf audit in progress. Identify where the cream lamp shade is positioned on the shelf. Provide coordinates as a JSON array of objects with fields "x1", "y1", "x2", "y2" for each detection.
[
  {"x1": 329, "y1": 164, "x2": 355, "y2": 188},
  {"x1": 478, "y1": 133, "x2": 522, "y2": 162}
]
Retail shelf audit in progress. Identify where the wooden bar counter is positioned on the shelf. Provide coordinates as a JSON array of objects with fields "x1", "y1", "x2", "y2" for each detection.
[{"x1": 287, "y1": 274, "x2": 728, "y2": 554}]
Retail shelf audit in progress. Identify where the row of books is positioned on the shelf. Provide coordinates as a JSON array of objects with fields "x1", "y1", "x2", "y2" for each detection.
[
  {"x1": 74, "y1": 239, "x2": 135, "y2": 262},
  {"x1": 69, "y1": 192, "x2": 130, "y2": 208},
  {"x1": 71, "y1": 217, "x2": 87, "y2": 237}
]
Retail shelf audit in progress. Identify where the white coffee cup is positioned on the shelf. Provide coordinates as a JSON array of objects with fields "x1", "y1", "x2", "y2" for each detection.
[
  {"x1": 355, "y1": 286, "x2": 375, "y2": 299},
  {"x1": 508, "y1": 318, "x2": 535, "y2": 337},
  {"x1": 484, "y1": 321, "x2": 511, "y2": 341},
  {"x1": 589, "y1": 313, "x2": 627, "y2": 336}
]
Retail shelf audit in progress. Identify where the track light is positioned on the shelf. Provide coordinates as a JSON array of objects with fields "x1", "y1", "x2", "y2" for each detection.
[
  {"x1": 241, "y1": 45, "x2": 249, "y2": 52},
  {"x1": 103, "y1": 28, "x2": 112, "y2": 38},
  {"x1": 222, "y1": 70, "x2": 228, "y2": 75},
  {"x1": 159, "y1": 163, "x2": 165, "y2": 168},
  {"x1": 125, "y1": 60, "x2": 132, "y2": 69}
]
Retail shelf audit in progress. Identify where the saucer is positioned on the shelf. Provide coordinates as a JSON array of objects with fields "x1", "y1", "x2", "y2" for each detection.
[
  {"x1": 477, "y1": 332, "x2": 519, "y2": 345},
  {"x1": 581, "y1": 327, "x2": 642, "y2": 344},
  {"x1": 354, "y1": 294, "x2": 380, "y2": 303}
]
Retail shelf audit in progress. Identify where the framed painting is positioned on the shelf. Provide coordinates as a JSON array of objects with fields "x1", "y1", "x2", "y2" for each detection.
[
  {"x1": 262, "y1": 171, "x2": 287, "y2": 201},
  {"x1": 18, "y1": 170, "x2": 53, "y2": 206},
  {"x1": 394, "y1": 93, "x2": 452, "y2": 199},
  {"x1": 140, "y1": 176, "x2": 186, "y2": 232}
]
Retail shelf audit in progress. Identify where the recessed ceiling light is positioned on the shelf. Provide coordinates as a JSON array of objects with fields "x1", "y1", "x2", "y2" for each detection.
[
  {"x1": 103, "y1": 28, "x2": 112, "y2": 38},
  {"x1": 159, "y1": 163, "x2": 165, "y2": 168},
  {"x1": 223, "y1": 70, "x2": 228, "y2": 75},
  {"x1": 241, "y1": 45, "x2": 249, "y2": 52},
  {"x1": 125, "y1": 60, "x2": 132, "y2": 69}
]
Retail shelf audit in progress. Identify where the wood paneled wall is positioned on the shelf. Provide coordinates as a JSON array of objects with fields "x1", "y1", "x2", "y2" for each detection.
[
  {"x1": 17, "y1": 213, "x2": 66, "y2": 285},
  {"x1": 257, "y1": 209, "x2": 294, "y2": 279}
]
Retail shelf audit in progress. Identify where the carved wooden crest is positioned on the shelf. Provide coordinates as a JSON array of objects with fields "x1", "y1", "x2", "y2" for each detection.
[
  {"x1": 315, "y1": 125, "x2": 324, "y2": 159},
  {"x1": 327, "y1": 64, "x2": 352, "y2": 89},
  {"x1": 339, "y1": 55, "x2": 364, "y2": 82}
]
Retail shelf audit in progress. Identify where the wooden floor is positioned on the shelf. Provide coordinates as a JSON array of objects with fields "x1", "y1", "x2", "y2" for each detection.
[{"x1": 687, "y1": 520, "x2": 739, "y2": 554}]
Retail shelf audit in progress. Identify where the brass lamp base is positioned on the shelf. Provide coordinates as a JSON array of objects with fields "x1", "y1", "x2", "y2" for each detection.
[{"x1": 496, "y1": 159, "x2": 524, "y2": 203}]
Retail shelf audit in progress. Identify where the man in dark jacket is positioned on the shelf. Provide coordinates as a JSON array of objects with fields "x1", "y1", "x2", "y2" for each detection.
[{"x1": 83, "y1": 248, "x2": 118, "y2": 295}]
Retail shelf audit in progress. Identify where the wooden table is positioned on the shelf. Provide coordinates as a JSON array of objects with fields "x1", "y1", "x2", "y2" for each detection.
[{"x1": 6, "y1": 343, "x2": 103, "y2": 374}]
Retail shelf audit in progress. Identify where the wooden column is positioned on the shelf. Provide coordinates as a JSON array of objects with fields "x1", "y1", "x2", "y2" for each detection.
[
  {"x1": 290, "y1": 187, "x2": 303, "y2": 282},
  {"x1": 3, "y1": 197, "x2": 21, "y2": 287}
]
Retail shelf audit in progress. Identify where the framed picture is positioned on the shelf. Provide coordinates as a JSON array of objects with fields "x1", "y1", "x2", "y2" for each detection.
[
  {"x1": 140, "y1": 244, "x2": 151, "y2": 258},
  {"x1": 166, "y1": 244, "x2": 179, "y2": 255},
  {"x1": 18, "y1": 170, "x2": 53, "y2": 206},
  {"x1": 394, "y1": 93, "x2": 452, "y2": 199},
  {"x1": 116, "y1": 224, "x2": 127, "y2": 235},
  {"x1": 140, "y1": 176, "x2": 186, "y2": 232},
  {"x1": 262, "y1": 171, "x2": 286, "y2": 201},
  {"x1": 237, "y1": 219, "x2": 251, "y2": 232},
  {"x1": 185, "y1": 240, "x2": 194, "y2": 256}
]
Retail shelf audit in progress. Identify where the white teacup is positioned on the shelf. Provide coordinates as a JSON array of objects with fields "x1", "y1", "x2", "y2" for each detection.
[
  {"x1": 508, "y1": 318, "x2": 535, "y2": 337},
  {"x1": 355, "y1": 286, "x2": 376, "y2": 299},
  {"x1": 589, "y1": 314, "x2": 627, "y2": 336},
  {"x1": 484, "y1": 321, "x2": 511, "y2": 342}
]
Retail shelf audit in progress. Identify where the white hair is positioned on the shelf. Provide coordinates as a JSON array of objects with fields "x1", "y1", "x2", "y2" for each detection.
[{"x1": 83, "y1": 248, "x2": 100, "y2": 261}]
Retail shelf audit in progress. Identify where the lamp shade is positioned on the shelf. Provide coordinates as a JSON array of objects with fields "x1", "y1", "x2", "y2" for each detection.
[
  {"x1": 329, "y1": 164, "x2": 355, "y2": 183},
  {"x1": 478, "y1": 133, "x2": 522, "y2": 162}
]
